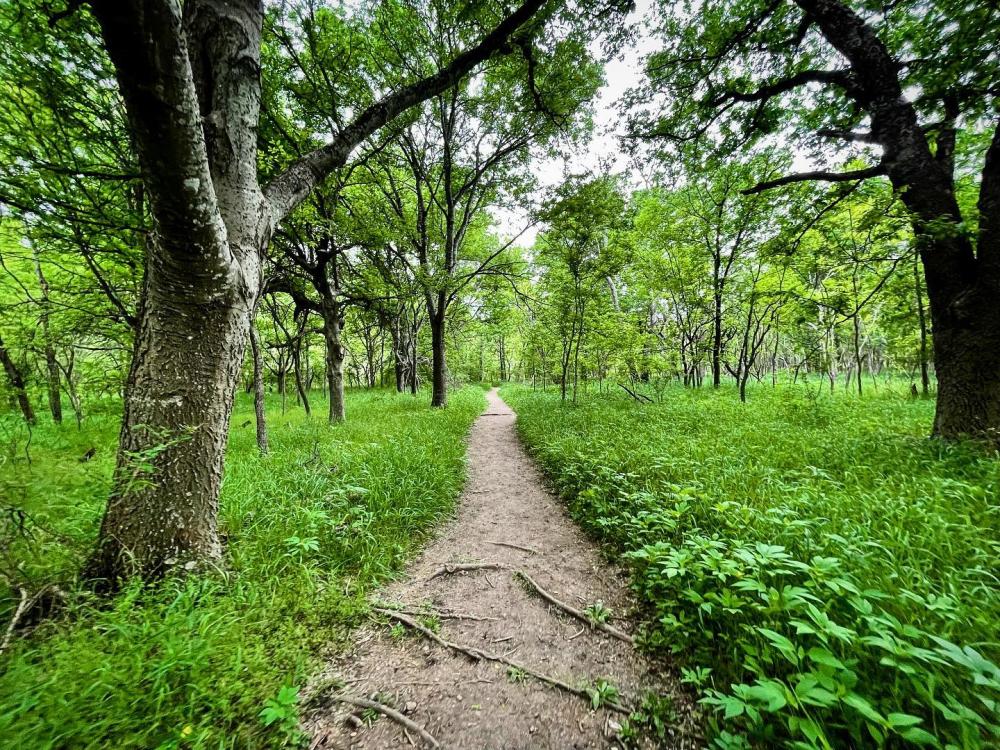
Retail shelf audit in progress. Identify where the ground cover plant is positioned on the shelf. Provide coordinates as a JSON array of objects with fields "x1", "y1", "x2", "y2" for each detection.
[
  {"x1": 503, "y1": 381, "x2": 1000, "y2": 749},
  {"x1": 0, "y1": 387, "x2": 484, "y2": 748}
]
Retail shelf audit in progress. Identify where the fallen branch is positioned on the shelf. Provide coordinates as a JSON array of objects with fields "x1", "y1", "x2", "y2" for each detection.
[
  {"x1": 618, "y1": 383, "x2": 653, "y2": 404},
  {"x1": 0, "y1": 587, "x2": 28, "y2": 657},
  {"x1": 487, "y1": 540, "x2": 538, "y2": 555},
  {"x1": 329, "y1": 693, "x2": 440, "y2": 748},
  {"x1": 375, "y1": 608, "x2": 629, "y2": 714},
  {"x1": 427, "y1": 562, "x2": 508, "y2": 580},
  {"x1": 515, "y1": 571, "x2": 634, "y2": 645}
]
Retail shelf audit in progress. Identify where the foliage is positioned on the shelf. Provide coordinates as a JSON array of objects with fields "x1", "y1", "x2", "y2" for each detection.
[
  {"x1": 504, "y1": 382, "x2": 1000, "y2": 749},
  {"x1": 0, "y1": 387, "x2": 484, "y2": 748}
]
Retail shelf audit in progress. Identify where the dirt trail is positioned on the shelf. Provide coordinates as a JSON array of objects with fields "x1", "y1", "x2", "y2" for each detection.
[{"x1": 306, "y1": 389, "x2": 688, "y2": 749}]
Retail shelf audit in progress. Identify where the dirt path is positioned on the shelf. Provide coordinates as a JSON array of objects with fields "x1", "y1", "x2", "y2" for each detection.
[{"x1": 306, "y1": 389, "x2": 689, "y2": 749}]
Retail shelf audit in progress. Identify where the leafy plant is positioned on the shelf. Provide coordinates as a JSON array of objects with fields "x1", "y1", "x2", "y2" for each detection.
[
  {"x1": 586, "y1": 678, "x2": 620, "y2": 709},
  {"x1": 584, "y1": 600, "x2": 611, "y2": 625},
  {"x1": 505, "y1": 382, "x2": 1000, "y2": 749},
  {"x1": 258, "y1": 685, "x2": 304, "y2": 746}
]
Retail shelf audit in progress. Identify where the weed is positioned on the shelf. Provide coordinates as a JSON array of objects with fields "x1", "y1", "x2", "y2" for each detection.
[
  {"x1": 586, "y1": 678, "x2": 620, "y2": 709},
  {"x1": 0, "y1": 387, "x2": 485, "y2": 747},
  {"x1": 504, "y1": 381, "x2": 1000, "y2": 749}
]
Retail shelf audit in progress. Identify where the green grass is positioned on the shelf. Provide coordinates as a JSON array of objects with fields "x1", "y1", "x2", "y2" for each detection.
[
  {"x1": 502, "y1": 380, "x2": 1000, "y2": 749},
  {"x1": 0, "y1": 387, "x2": 484, "y2": 749}
]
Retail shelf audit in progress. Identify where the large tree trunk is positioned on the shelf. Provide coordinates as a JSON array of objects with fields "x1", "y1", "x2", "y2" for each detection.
[
  {"x1": 322, "y1": 294, "x2": 345, "y2": 423},
  {"x1": 430, "y1": 309, "x2": 447, "y2": 408},
  {"x1": 84, "y1": 0, "x2": 550, "y2": 585},
  {"x1": 85, "y1": 0, "x2": 267, "y2": 585},
  {"x1": 797, "y1": 0, "x2": 1000, "y2": 441},
  {"x1": 0, "y1": 334, "x2": 35, "y2": 425},
  {"x1": 248, "y1": 319, "x2": 268, "y2": 455}
]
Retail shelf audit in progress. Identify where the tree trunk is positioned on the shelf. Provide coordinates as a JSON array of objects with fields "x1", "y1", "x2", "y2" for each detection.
[
  {"x1": 84, "y1": 0, "x2": 551, "y2": 585},
  {"x1": 249, "y1": 319, "x2": 268, "y2": 455},
  {"x1": 0, "y1": 334, "x2": 35, "y2": 425},
  {"x1": 292, "y1": 341, "x2": 310, "y2": 415},
  {"x1": 712, "y1": 256, "x2": 723, "y2": 388},
  {"x1": 914, "y1": 253, "x2": 931, "y2": 397},
  {"x1": 322, "y1": 294, "x2": 345, "y2": 423},
  {"x1": 430, "y1": 310, "x2": 447, "y2": 407},
  {"x1": 35, "y1": 255, "x2": 63, "y2": 423}
]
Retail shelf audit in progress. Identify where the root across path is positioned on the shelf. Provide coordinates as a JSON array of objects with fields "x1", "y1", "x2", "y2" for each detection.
[{"x1": 306, "y1": 389, "x2": 692, "y2": 749}]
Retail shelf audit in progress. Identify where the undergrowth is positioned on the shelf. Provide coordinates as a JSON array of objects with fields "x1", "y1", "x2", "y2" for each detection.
[
  {"x1": 503, "y1": 381, "x2": 1000, "y2": 749},
  {"x1": 0, "y1": 387, "x2": 484, "y2": 748}
]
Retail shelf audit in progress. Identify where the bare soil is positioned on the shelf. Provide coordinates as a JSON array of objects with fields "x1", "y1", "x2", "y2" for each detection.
[{"x1": 305, "y1": 389, "x2": 696, "y2": 749}]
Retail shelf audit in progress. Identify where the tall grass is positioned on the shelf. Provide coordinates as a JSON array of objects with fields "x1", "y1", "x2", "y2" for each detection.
[
  {"x1": 0, "y1": 388, "x2": 484, "y2": 748},
  {"x1": 503, "y1": 381, "x2": 1000, "y2": 749}
]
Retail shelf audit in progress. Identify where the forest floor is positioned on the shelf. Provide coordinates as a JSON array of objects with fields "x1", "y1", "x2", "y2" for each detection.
[{"x1": 304, "y1": 388, "x2": 693, "y2": 749}]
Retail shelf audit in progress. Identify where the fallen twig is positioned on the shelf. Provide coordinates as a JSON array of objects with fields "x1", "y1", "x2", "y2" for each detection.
[
  {"x1": 515, "y1": 571, "x2": 634, "y2": 645},
  {"x1": 375, "y1": 608, "x2": 629, "y2": 714},
  {"x1": 618, "y1": 383, "x2": 654, "y2": 404},
  {"x1": 487, "y1": 540, "x2": 539, "y2": 555},
  {"x1": 427, "y1": 562, "x2": 508, "y2": 580},
  {"x1": 372, "y1": 601, "x2": 500, "y2": 622},
  {"x1": 0, "y1": 587, "x2": 28, "y2": 657},
  {"x1": 330, "y1": 693, "x2": 440, "y2": 748}
]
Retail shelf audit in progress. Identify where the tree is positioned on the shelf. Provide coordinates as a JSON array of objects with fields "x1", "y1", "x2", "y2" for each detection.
[
  {"x1": 46, "y1": 0, "x2": 586, "y2": 585},
  {"x1": 634, "y1": 0, "x2": 1000, "y2": 441},
  {"x1": 537, "y1": 175, "x2": 629, "y2": 401}
]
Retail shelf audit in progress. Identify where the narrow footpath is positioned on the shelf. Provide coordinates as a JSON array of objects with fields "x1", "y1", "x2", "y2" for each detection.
[{"x1": 306, "y1": 389, "x2": 692, "y2": 749}]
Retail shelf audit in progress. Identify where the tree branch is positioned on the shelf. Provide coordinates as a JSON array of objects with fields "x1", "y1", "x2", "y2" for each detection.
[
  {"x1": 742, "y1": 165, "x2": 884, "y2": 194},
  {"x1": 262, "y1": 0, "x2": 547, "y2": 226}
]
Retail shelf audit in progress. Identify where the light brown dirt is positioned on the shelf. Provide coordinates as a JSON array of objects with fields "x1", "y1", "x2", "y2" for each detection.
[{"x1": 305, "y1": 389, "x2": 693, "y2": 749}]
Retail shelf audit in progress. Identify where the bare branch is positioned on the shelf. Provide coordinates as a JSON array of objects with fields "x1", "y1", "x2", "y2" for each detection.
[{"x1": 743, "y1": 165, "x2": 885, "y2": 194}]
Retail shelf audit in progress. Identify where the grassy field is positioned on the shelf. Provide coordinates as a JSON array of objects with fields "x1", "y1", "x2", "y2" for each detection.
[
  {"x1": 502, "y1": 381, "x2": 1000, "y2": 749},
  {"x1": 0, "y1": 387, "x2": 484, "y2": 749}
]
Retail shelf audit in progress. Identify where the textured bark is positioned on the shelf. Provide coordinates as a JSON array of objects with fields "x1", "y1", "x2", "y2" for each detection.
[
  {"x1": 792, "y1": 0, "x2": 1000, "y2": 441},
  {"x1": 0, "y1": 334, "x2": 35, "y2": 425},
  {"x1": 430, "y1": 309, "x2": 447, "y2": 408},
  {"x1": 83, "y1": 0, "x2": 551, "y2": 584},
  {"x1": 321, "y1": 293, "x2": 345, "y2": 423},
  {"x1": 86, "y1": 0, "x2": 268, "y2": 584}
]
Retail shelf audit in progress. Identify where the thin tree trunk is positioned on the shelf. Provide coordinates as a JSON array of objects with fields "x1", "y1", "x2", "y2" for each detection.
[
  {"x1": 0, "y1": 334, "x2": 35, "y2": 425},
  {"x1": 914, "y1": 252, "x2": 931, "y2": 397},
  {"x1": 430, "y1": 310, "x2": 447, "y2": 407},
  {"x1": 322, "y1": 294, "x2": 345, "y2": 423},
  {"x1": 34, "y1": 254, "x2": 63, "y2": 423},
  {"x1": 249, "y1": 319, "x2": 268, "y2": 455}
]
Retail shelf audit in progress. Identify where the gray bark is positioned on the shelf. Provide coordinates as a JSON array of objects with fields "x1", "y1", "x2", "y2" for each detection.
[{"x1": 83, "y1": 0, "x2": 549, "y2": 584}]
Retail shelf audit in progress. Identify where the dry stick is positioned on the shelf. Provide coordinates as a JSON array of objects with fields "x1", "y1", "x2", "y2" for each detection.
[
  {"x1": 515, "y1": 571, "x2": 635, "y2": 645},
  {"x1": 375, "y1": 608, "x2": 629, "y2": 714},
  {"x1": 427, "y1": 562, "x2": 508, "y2": 580},
  {"x1": 329, "y1": 693, "x2": 440, "y2": 749},
  {"x1": 487, "y1": 540, "x2": 539, "y2": 555},
  {"x1": 0, "y1": 587, "x2": 28, "y2": 657},
  {"x1": 373, "y1": 602, "x2": 500, "y2": 622}
]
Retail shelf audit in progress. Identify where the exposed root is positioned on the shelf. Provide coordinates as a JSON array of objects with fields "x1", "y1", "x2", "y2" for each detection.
[
  {"x1": 515, "y1": 570, "x2": 634, "y2": 645},
  {"x1": 375, "y1": 608, "x2": 630, "y2": 714},
  {"x1": 329, "y1": 693, "x2": 440, "y2": 748},
  {"x1": 426, "y1": 562, "x2": 507, "y2": 580},
  {"x1": 487, "y1": 540, "x2": 538, "y2": 555}
]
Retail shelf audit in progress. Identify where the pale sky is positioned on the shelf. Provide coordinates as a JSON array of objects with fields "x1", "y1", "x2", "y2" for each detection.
[{"x1": 494, "y1": 0, "x2": 660, "y2": 246}]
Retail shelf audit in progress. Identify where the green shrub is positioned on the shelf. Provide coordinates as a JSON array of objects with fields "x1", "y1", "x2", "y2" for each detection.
[
  {"x1": 0, "y1": 388, "x2": 484, "y2": 748},
  {"x1": 504, "y1": 381, "x2": 1000, "y2": 749}
]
